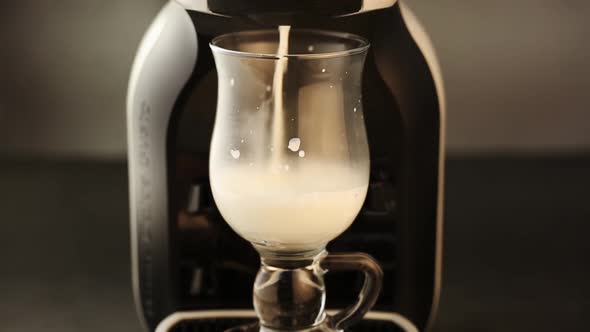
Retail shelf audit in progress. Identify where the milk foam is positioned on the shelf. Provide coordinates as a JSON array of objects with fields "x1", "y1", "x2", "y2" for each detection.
[{"x1": 211, "y1": 162, "x2": 368, "y2": 250}]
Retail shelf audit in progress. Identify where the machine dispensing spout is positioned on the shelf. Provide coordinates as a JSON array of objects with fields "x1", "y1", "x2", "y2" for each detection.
[{"x1": 175, "y1": 0, "x2": 397, "y2": 24}]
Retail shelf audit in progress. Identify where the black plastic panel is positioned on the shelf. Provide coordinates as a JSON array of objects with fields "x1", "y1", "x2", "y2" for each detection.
[
  {"x1": 169, "y1": 8, "x2": 402, "y2": 314},
  {"x1": 207, "y1": 0, "x2": 361, "y2": 16}
]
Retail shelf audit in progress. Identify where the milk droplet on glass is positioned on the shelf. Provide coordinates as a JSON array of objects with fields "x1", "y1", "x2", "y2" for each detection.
[
  {"x1": 284, "y1": 164, "x2": 290, "y2": 171},
  {"x1": 230, "y1": 78, "x2": 235, "y2": 86},
  {"x1": 240, "y1": 139, "x2": 244, "y2": 143},
  {"x1": 230, "y1": 149, "x2": 240, "y2": 159},
  {"x1": 299, "y1": 150, "x2": 305, "y2": 158},
  {"x1": 353, "y1": 107, "x2": 357, "y2": 113},
  {"x1": 288, "y1": 138, "x2": 301, "y2": 152},
  {"x1": 307, "y1": 45, "x2": 315, "y2": 52},
  {"x1": 330, "y1": 85, "x2": 334, "y2": 89},
  {"x1": 321, "y1": 68, "x2": 326, "y2": 73}
]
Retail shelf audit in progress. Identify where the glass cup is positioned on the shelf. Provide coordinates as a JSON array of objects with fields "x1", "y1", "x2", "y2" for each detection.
[{"x1": 210, "y1": 29, "x2": 382, "y2": 332}]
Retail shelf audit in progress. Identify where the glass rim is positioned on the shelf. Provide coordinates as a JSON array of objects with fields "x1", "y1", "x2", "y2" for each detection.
[{"x1": 210, "y1": 29, "x2": 370, "y2": 60}]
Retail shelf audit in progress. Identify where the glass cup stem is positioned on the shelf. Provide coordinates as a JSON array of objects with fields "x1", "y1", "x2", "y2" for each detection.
[{"x1": 252, "y1": 247, "x2": 383, "y2": 332}]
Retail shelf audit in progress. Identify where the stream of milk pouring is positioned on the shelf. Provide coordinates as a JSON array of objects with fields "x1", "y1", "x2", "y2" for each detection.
[{"x1": 270, "y1": 25, "x2": 291, "y2": 169}]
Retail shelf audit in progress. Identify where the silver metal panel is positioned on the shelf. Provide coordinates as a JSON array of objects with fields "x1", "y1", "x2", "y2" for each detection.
[
  {"x1": 126, "y1": 1, "x2": 198, "y2": 328},
  {"x1": 399, "y1": 3, "x2": 446, "y2": 330}
]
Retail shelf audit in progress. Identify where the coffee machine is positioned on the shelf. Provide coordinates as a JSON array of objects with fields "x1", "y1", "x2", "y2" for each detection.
[{"x1": 126, "y1": 0, "x2": 445, "y2": 331}]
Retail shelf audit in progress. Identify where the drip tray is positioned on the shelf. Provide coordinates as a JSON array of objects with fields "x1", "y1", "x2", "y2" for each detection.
[
  {"x1": 157, "y1": 310, "x2": 415, "y2": 332},
  {"x1": 172, "y1": 318, "x2": 404, "y2": 332},
  {"x1": 172, "y1": 318, "x2": 255, "y2": 332}
]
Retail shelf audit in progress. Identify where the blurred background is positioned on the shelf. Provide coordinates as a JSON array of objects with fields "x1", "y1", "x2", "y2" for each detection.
[{"x1": 0, "y1": 0, "x2": 588, "y2": 331}]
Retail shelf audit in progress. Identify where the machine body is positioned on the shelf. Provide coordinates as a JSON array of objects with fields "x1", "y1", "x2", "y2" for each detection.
[{"x1": 127, "y1": 0, "x2": 445, "y2": 330}]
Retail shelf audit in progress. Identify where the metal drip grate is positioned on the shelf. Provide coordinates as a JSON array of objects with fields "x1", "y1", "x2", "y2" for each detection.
[{"x1": 170, "y1": 318, "x2": 405, "y2": 332}]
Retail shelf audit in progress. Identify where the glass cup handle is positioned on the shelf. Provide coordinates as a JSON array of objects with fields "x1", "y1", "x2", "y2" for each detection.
[{"x1": 322, "y1": 252, "x2": 384, "y2": 331}]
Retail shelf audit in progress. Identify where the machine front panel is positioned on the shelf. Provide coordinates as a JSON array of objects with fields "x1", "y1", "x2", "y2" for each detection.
[{"x1": 168, "y1": 8, "x2": 403, "y2": 313}]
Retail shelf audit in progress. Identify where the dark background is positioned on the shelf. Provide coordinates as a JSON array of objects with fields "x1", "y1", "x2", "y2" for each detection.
[{"x1": 1, "y1": 1, "x2": 589, "y2": 331}]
